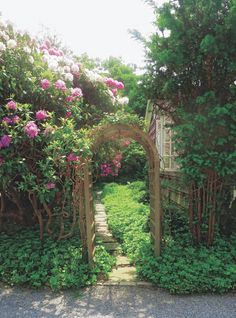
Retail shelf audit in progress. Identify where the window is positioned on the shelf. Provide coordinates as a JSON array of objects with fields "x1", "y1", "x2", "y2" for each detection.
[{"x1": 156, "y1": 115, "x2": 178, "y2": 171}]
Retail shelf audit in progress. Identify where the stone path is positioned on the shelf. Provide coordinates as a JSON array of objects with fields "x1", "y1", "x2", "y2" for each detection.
[{"x1": 95, "y1": 191, "x2": 144, "y2": 285}]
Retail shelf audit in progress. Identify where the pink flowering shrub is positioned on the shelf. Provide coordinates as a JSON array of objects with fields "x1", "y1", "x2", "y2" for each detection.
[{"x1": 0, "y1": 15, "x2": 130, "y2": 241}]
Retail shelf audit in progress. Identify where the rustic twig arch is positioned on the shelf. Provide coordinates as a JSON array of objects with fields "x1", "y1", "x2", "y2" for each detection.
[{"x1": 78, "y1": 124, "x2": 162, "y2": 263}]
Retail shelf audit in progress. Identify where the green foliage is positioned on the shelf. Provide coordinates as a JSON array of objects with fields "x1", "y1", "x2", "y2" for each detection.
[
  {"x1": 137, "y1": 235, "x2": 236, "y2": 294},
  {"x1": 0, "y1": 228, "x2": 114, "y2": 290},
  {"x1": 118, "y1": 141, "x2": 147, "y2": 181},
  {"x1": 101, "y1": 57, "x2": 147, "y2": 116},
  {"x1": 142, "y1": 0, "x2": 236, "y2": 183},
  {"x1": 102, "y1": 181, "x2": 236, "y2": 294}
]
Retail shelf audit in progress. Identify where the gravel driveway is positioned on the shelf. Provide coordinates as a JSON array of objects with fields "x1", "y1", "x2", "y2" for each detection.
[{"x1": 0, "y1": 285, "x2": 235, "y2": 318}]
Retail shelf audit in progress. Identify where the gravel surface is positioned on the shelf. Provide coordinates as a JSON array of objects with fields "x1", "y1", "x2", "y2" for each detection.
[{"x1": 0, "y1": 285, "x2": 235, "y2": 318}]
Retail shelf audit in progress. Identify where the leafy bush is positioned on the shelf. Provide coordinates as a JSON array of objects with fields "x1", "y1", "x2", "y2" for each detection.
[
  {"x1": 0, "y1": 228, "x2": 115, "y2": 290},
  {"x1": 0, "y1": 16, "x2": 130, "y2": 237},
  {"x1": 102, "y1": 181, "x2": 236, "y2": 294}
]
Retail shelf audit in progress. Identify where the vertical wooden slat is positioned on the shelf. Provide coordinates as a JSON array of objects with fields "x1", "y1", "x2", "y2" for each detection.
[
  {"x1": 83, "y1": 163, "x2": 95, "y2": 264},
  {"x1": 149, "y1": 159, "x2": 162, "y2": 257}
]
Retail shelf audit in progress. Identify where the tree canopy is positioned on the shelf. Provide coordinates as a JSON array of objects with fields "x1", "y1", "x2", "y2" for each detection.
[{"x1": 142, "y1": 0, "x2": 236, "y2": 182}]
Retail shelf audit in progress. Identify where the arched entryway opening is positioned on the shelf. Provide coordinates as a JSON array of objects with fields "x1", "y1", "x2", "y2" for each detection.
[{"x1": 81, "y1": 124, "x2": 162, "y2": 263}]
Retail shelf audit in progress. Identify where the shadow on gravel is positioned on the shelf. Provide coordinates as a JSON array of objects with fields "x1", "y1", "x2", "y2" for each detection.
[{"x1": 0, "y1": 285, "x2": 236, "y2": 318}]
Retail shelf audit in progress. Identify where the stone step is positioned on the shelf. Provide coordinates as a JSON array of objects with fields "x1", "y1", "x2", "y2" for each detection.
[
  {"x1": 108, "y1": 266, "x2": 137, "y2": 282},
  {"x1": 116, "y1": 255, "x2": 130, "y2": 266}
]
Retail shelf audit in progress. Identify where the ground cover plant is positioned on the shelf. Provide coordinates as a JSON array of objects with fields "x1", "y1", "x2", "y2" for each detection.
[
  {"x1": 0, "y1": 227, "x2": 115, "y2": 290},
  {"x1": 102, "y1": 181, "x2": 236, "y2": 294}
]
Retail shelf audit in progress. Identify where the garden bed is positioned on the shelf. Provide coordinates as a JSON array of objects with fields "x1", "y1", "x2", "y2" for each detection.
[{"x1": 102, "y1": 181, "x2": 236, "y2": 294}]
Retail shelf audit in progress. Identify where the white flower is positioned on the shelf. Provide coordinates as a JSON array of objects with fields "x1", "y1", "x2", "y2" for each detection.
[
  {"x1": 23, "y1": 46, "x2": 31, "y2": 54},
  {"x1": 64, "y1": 66, "x2": 70, "y2": 73},
  {"x1": 0, "y1": 42, "x2": 6, "y2": 51},
  {"x1": 64, "y1": 73, "x2": 73, "y2": 82},
  {"x1": 48, "y1": 60, "x2": 58, "y2": 72},
  {"x1": 63, "y1": 57, "x2": 73, "y2": 66},
  {"x1": 71, "y1": 63, "x2": 80, "y2": 74},
  {"x1": 29, "y1": 56, "x2": 34, "y2": 64},
  {"x1": 84, "y1": 69, "x2": 102, "y2": 82},
  {"x1": 7, "y1": 39, "x2": 17, "y2": 49},
  {"x1": 117, "y1": 96, "x2": 129, "y2": 105}
]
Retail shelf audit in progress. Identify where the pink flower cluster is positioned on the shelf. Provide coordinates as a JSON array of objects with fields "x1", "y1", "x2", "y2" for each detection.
[
  {"x1": 66, "y1": 153, "x2": 81, "y2": 162},
  {"x1": 100, "y1": 164, "x2": 113, "y2": 177},
  {"x1": 55, "y1": 79, "x2": 67, "y2": 91},
  {"x1": 6, "y1": 100, "x2": 17, "y2": 111},
  {"x1": 104, "y1": 78, "x2": 125, "y2": 90},
  {"x1": 101, "y1": 153, "x2": 122, "y2": 177},
  {"x1": 66, "y1": 87, "x2": 83, "y2": 102},
  {"x1": 36, "y1": 110, "x2": 48, "y2": 121},
  {"x1": 25, "y1": 121, "x2": 39, "y2": 138},
  {"x1": 0, "y1": 134, "x2": 11, "y2": 148},
  {"x1": 2, "y1": 115, "x2": 20, "y2": 125},
  {"x1": 40, "y1": 40, "x2": 63, "y2": 57},
  {"x1": 41, "y1": 79, "x2": 50, "y2": 90}
]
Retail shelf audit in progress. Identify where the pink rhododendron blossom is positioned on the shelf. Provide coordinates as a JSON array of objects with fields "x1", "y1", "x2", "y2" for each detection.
[
  {"x1": 66, "y1": 153, "x2": 81, "y2": 162},
  {"x1": 0, "y1": 134, "x2": 11, "y2": 148},
  {"x1": 66, "y1": 96, "x2": 74, "y2": 102},
  {"x1": 100, "y1": 163, "x2": 113, "y2": 177},
  {"x1": 104, "y1": 78, "x2": 125, "y2": 90},
  {"x1": 7, "y1": 100, "x2": 17, "y2": 111},
  {"x1": 46, "y1": 182, "x2": 55, "y2": 189},
  {"x1": 48, "y1": 48, "x2": 60, "y2": 56},
  {"x1": 71, "y1": 87, "x2": 83, "y2": 98},
  {"x1": 12, "y1": 115, "x2": 20, "y2": 124},
  {"x1": 36, "y1": 110, "x2": 48, "y2": 121},
  {"x1": 55, "y1": 79, "x2": 67, "y2": 91},
  {"x1": 40, "y1": 43, "x2": 48, "y2": 51},
  {"x1": 116, "y1": 81, "x2": 124, "y2": 90},
  {"x1": 66, "y1": 111, "x2": 72, "y2": 118},
  {"x1": 40, "y1": 79, "x2": 50, "y2": 90},
  {"x1": 25, "y1": 121, "x2": 39, "y2": 138},
  {"x1": 104, "y1": 78, "x2": 115, "y2": 87},
  {"x1": 2, "y1": 116, "x2": 11, "y2": 124}
]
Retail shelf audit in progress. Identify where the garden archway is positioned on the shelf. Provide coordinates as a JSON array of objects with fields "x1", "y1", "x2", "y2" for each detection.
[{"x1": 81, "y1": 123, "x2": 162, "y2": 263}]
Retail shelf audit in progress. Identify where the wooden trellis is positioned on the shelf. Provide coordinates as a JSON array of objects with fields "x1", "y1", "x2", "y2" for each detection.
[{"x1": 79, "y1": 123, "x2": 162, "y2": 263}]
